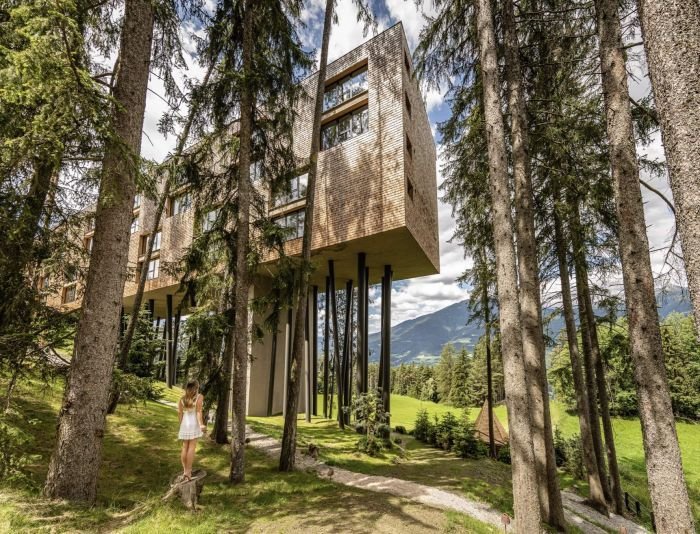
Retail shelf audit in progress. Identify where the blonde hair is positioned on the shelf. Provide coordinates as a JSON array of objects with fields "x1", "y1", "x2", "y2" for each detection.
[{"x1": 182, "y1": 380, "x2": 199, "y2": 409}]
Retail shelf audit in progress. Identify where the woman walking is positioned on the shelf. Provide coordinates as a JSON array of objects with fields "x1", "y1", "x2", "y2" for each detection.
[{"x1": 178, "y1": 380, "x2": 206, "y2": 480}]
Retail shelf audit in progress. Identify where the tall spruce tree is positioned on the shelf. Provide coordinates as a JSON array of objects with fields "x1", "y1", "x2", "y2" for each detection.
[
  {"x1": 637, "y1": 1, "x2": 700, "y2": 343},
  {"x1": 43, "y1": 0, "x2": 156, "y2": 502},
  {"x1": 594, "y1": 0, "x2": 694, "y2": 528}
]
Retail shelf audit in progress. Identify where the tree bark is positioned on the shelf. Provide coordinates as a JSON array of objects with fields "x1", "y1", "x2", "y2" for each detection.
[
  {"x1": 118, "y1": 63, "x2": 214, "y2": 370},
  {"x1": 475, "y1": 0, "x2": 541, "y2": 529},
  {"x1": 552, "y1": 201, "x2": 608, "y2": 514},
  {"x1": 279, "y1": 0, "x2": 334, "y2": 471},
  {"x1": 43, "y1": 0, "x2": 154, "y2": 503},
  {"x1": 502, "y1": 0, "x2": 566, "y2": 526},
  {"x1": 229, "y1": 0, "x2": 254, "y2": 484},
  {"x1": 595, "y1": 0, "x2": 694, "y2": 529},
  {"x1": 213, "y1": 308, "x2": 235, "y2": 444},
  {"x1": 637, "y1": 0, "x2": 700, "y2": 344},
  {"x1": 480, "y1": 253, "x2": 496, "y2": 460}
]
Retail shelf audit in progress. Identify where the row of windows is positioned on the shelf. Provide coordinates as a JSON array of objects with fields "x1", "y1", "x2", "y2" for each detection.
[
  {"x1": 273, "y1": 173, "x2": 308, "y2": 207},
  {"x1": 273, "y1": 208, "x2": 305, "y2": 241},
  {"x1": 321, "y1": 106, "x2": 369, "y2": 150},
  {"x1": 323, "y1": 67, "x2": 368, "y2": 112}
]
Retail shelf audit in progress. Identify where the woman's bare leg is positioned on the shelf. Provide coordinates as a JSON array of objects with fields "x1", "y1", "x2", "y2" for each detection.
[
  {"x1": 181, "y1": 441, "x2": 188, "y2": 476},
  {"x1": 185, "y1": 439, "x2": 197, "y2": 477}
]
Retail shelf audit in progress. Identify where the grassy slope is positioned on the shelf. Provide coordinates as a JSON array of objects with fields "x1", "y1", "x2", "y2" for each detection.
[
  {"x1": 0, "y1": 379, "x2": 496, "y2": 534},
  {"x1": 249, "y1": 394, "x2": 699, "y2": 527}
]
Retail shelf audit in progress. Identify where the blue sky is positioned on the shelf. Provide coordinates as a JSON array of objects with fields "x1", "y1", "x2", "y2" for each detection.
[{"x1": 139, "y1": 0, "x2": 680, "y2": 333}]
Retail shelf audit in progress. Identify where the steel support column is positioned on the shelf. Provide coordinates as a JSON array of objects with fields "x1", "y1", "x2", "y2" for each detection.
[
  {"x1": 357, "y1": 253, "x2": 367, "y2": 393},
  {"x1": 172, "y1": 309, "x2": 181, "y2": 386},
  {"x1": 267, "y1": 320, "x2": 278, "y2": 417},
  {"x1": 380, "y1": 266, "x2": 392, "y2": 419},
  {"x1": 305, "y1": 290, "x2": 311, "y2": 423},
  {"x1": 323, "y1": 277, "x2": 330, "y2": 418},
  {"x1": 328, "y1": 260, "x2": 343, "y2": 428},
  {"x1": 312, "y1": 285, "x2": 319, "y2": 416},
  {"x1": 342, "y1": 280, "x2": 354, "y2": 425},
  {"x1": 166, "y1": 294, "x2": 173, "y2": 387}
]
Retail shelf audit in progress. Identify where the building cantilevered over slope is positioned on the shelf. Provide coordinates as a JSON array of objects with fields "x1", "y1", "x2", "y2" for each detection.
[{"x1": 47, "y1": 22, "x2": 438, "y2": 417}]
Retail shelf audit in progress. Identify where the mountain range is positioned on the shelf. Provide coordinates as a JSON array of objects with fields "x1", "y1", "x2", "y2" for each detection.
[{"x1": 368, "y1": 285, "x2": 692, "y2": 366}]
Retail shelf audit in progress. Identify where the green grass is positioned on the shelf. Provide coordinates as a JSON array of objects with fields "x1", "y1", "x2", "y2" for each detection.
[
  {"x1": 0, "y1": 378, "x2": 497, "y2": 533},
  {"x1": 249, "y1": 393, "x2": 700, "y2": 528}
]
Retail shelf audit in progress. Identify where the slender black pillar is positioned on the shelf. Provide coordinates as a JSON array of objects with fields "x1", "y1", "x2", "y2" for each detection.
[
  {"x1": 357, "y1": 253, "x2": 367, "y2": 393},
  {"x1": 342, "y1": 279, "x2": 354, "y2": 424},
  {"x1": 172, "y1": 309, "x2": 182, "y2": 386},
  {"x1": 166, "y1": 294, "x2": 173, "y2": 387},
  {"x1": 329, "y1": 260, "x2": 343, "y2": 428},
  {"x1": 283, "y1": 307, "x2": 292, "y2": 418},
  {"x1": 157, "y1": 316, "x2": 166, "y2": 380},
  {"x1": 380, "y1": 266, "x2": 392, "y2": 420},
  {"x1": 305, "y1": 290, "x2": 311, "y2": 423},
  {"x1": 364, "y1": 266, "x2": 369, "y2": 388},
  {"x1": 312, "y1": 285, "x2": 319, "y2": 416},
  {"x1": 267, "y1": 320, "x2": 278, "y2": 417},
  {"x1": 323, "y1": 277, "x2": 330, "y2": 418},
  {"x1": 148, "y1": 298, "x2": 155, "y2": 319}
]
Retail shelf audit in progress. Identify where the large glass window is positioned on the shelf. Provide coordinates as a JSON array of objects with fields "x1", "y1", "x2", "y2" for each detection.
[
  {"x1": 323, "y1": 67, "x2": 368, "y2": 112},
  {"x1": 133, "y1": 194, "x2": 141, "y2": 209},
  {"x1": 146, "y1": 259, "x2": 160, "y2": 280},
  {"x1": 130, "y1": 215, "x2": 139, "y2": 234},
  {"x1": 202, "y1": 209, "x2": 219, "y2": 231},
  {"x1": 152, "y1": 230, "x2": 162, "y2": 252},
  {"x1": 321, "y1": 106, "x2": 368, "y2": 150},
  {"x1": 273, "y1": 173, "x2": 308, "y2": 207},
  {"x1": 273, "y1": 209, "x2": 305, "y2": 241},
  {"x1": 172, "y1": 192, "x2": 191, "y2": 215},
  {"x1": 63, "y1": 284, "x2": 77, "y2": 304}
]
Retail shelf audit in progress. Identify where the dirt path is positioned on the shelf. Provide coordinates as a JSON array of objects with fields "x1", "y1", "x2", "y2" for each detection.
[{"x1": 245, "y1": 427, "x2": 647, "y2": 534}]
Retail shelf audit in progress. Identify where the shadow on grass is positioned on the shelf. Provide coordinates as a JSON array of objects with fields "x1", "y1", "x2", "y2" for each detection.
[{"x1": 2, "y1": 380, "x2": 497, "y2": 533}]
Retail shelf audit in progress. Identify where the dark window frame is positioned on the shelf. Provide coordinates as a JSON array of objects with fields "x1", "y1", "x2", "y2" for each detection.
[
  {"x1": 273, "y1": 208, "x2": 306, "y2": 241},
  {"x1": 323, "y1": 66, "x2": 369, "y2": 113},
  {"x1": 321, "y1": 105, "x2": 369, "y2": 151}
]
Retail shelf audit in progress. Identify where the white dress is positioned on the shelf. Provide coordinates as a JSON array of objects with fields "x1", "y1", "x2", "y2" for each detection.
[{"x1": 178, "y1": 394, "x2": 203, "y2": 440}]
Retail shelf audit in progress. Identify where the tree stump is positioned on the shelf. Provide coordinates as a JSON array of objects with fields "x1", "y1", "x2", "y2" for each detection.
[{"x1": 162, "y1": 469, "x2": 207, "y2": 510}]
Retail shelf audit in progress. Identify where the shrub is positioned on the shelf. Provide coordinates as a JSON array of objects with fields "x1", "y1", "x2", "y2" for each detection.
[
  {"x1": 394, "y1": 425, "x2": 407, "y2": 434},
  {"x1": 0, "y1": 421, "x2": 34, "y2": 486},
  {"x1": 350, "y1": 391, "x2": 388, "y2": 457},
  {"x1": 553, "y1": 429, "x2": 584, "y2": 479},
  {"x1": 497, "y1": 444, "x2": 511, "y2": 464},
  {"x1": 357, "y1": 435, "x2": 382, "y2": 456},
  {"x1": 426, "y1": 414, "x2": 440, "y2": 446},
  {"x1": 452, "y1": 412, "x2": 486, "y2": 459},
  {"x1": 435, "y1": 412, "x2": 458, "y2": 450},
  {"x1": 113, "y1": 370, "x2": 164, "y2": 407},
  {"x1": 413, "y1": 409, "x2": 431, "y2": 442}
]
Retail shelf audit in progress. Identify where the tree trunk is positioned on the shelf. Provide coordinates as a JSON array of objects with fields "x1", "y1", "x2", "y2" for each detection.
[
  {"x1": 279, "y1": 0, "x2": 334, "y2": 471},
  {"x1": 572, "y1": 235, "x2": 625, "y2": 514},
  {"x1": 43, "y1": 0, "x2": 154, "y2": 503},
  {"x1": 595, "y1": 0, "x2": 694, "y2": 529},
  {"x1": 481, "y1": 258, "x2": 496, "y2": 460},
  {"x1": 575, "y1": 259, "x2": 611, "y2": 503},
  {"x1": 118, "y1": 63, "x2": 214, "y2": 369},
  {"x1": 475, "y1": 0, "x2": 541, "y2": 529},
  {"x1": 552, "y1": 201, "x2": 608, "y2": 514},
  {"x1": 229, "y1": 0, "x2": 254, "y2": 484},
  {"x1": 638, "y1": 0, "x2": 700, "y2": 343},
  {"x1": 213, "y1": 308, "x2": 235, "y2": 444},
  {"x1": 502, "y1": 0, "x2": 566, "y2": 527}
]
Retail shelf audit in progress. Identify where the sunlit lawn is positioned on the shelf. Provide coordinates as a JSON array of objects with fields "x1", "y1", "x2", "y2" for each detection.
[
  {"x1": 249, "y1": 393, "x2": 700, "y2": 528},
  {"x1": 0, "y1": 379, "x2": 496, "y2": 533}
]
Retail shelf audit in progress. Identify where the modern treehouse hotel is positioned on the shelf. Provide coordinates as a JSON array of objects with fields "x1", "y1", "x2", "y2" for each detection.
[{"x1": 46, "y1": 23, "x2": 439, "y2": 418}]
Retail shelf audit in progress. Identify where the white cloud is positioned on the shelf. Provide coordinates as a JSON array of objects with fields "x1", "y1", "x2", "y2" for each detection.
[{"x1": 383, "y1": 0, "x2": 437, "y2": 50}]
